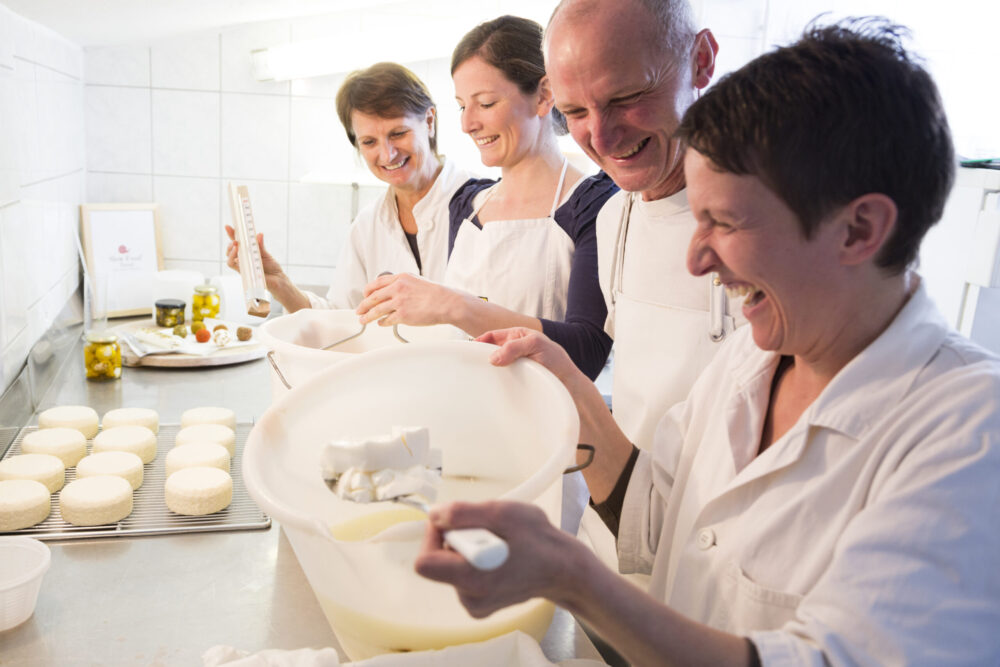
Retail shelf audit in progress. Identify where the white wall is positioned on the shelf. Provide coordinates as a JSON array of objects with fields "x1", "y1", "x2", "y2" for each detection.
[
  {"x1": 0, "y1": 4, "x2": 84, "y2": 393},
  {"x1": 2, "y1": 0, "x2": 997, "y2": 394},
  {"x1": 83, "y1": 23, "x2": 388, "y2": 291}
]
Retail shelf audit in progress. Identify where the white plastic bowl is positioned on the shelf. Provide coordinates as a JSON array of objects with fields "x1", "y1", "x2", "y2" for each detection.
[
  {"x1": 257, "y1": 309, "x2": 465, "y2": 401},
  {"x1": 0, "y1": 536, "x2": 50, "y2": 632},
  {"x1": 243, "y1": 340, "x2": 578, "y2": 659}
]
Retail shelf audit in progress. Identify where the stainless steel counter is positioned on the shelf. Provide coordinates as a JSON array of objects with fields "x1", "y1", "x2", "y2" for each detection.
[{"x1": 1, "y1": 325, "x2": 604, "y2": 665}]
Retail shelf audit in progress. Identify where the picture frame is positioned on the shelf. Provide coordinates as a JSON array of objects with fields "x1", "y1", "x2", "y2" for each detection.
[{"x1": 79, "y1": 203, "x2": 164, "y2": 318}]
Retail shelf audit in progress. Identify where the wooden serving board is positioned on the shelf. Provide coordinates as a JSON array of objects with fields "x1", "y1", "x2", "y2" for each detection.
[{"x1": 112, "y1": 319, "x2": 267, "y2": 368}]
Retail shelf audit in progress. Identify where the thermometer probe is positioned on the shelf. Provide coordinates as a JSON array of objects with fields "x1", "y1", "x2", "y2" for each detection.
[{"x1": 227, "y1": 183, "x2": 270, "y2": 318}]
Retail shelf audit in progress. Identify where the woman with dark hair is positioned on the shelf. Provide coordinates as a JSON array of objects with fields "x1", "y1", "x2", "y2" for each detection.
[
  {"x1": 226, "y1": 62, "x2": 472, "y2": 311},
  {"x1": 357, "y1": 16, "x2": 618, "y2": 381}
]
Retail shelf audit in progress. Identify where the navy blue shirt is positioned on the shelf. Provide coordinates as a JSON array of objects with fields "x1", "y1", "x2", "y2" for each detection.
[{"x1": 448, "y1": 172, "x2": 618, "y2": 380}]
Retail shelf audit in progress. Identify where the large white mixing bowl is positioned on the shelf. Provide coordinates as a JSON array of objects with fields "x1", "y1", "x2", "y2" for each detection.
[
  {"x1": 257, "y1": 309, "x2": 465, "y2": 401},
  {"x1": 242, "y1": 340, "x2": 579, "y2": 660}
]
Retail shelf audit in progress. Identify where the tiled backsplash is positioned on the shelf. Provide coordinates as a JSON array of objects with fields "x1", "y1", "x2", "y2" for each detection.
[
  {"x1": 81, "y1": 23, "x2": 401, "y2": 289},
  {"x1": 0, "y1": 4, "x2": 84, "y2": 397}
]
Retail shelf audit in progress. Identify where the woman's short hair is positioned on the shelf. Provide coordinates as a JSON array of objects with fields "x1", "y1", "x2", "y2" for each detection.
[
  {"x1": 452, "y1": 15, "x2": 568, "y2": 135},
  {"x1": 335, "y1": 62, "x2": 438, "y2": 152},
  {"x1": 676, "y1": 17, "x2": 954, "y2": 275}
]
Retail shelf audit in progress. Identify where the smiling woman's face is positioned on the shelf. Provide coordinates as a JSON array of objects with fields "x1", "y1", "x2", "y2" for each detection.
[
  {"x1": 684, "y1": 149, "x2": 845, "y2": 357},
  {"x1": 351, "y1": 109, "x2": 437, "y2": 192},
  {"x1": 453, "y1": 55, "x2": 547, "y2": 170}
]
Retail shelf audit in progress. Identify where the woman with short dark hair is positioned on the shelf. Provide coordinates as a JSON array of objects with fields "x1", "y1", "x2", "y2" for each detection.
[{"x1": 226, "y1": 62, "x2": 472, "y2": 311}]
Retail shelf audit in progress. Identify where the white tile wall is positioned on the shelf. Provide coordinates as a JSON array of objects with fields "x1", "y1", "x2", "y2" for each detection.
[
  {"x1": 220, "y1": 93, "x2": 290, "y2": 181},
  {"x1": 0, "y1": 68, "x2": 18, "y2": 206},
  {"x1": 0, "y1": 5, "x2": 83, "y2": 396},
  {"x1": 151, "y1": 89, "x2": 220, "y2": 176},
  {"x1": 220, "y1": 22, "x2": 290, "y2": 95},
  {"x1": 151, "y1": 33, "x2": 220, "y2": 91},
  {"x1": 0, "y1": 5, "x2": 14, "y2": 69},
  {"x1": 154, "y1": 175, "x2": 221, "y2": 261},
  {"x1": 287, "y1": 182, "x2": 352, "y2": 266},
  {"x1": 85, "y1": 86, "x2": 152, "y2": 173},
  {"x1": 289, "y1": 96, "x2": 341, "y2": 181},
  {"x1": 84, "y1": 45, "x2": 149, "y2": 87},
  {"x1": 87, "y1": 172, "x2": 153, "y2": 202}
]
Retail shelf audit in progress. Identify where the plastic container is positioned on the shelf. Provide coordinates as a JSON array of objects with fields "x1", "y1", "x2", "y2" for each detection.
[
  {"x1": 243, "y1": 341, "x2": 578, "y2": 660},
  {"x1": 257, "y1": 309, "x2": 465, "y2": 401},
  {"x1": 0, "y1": 537, "x2": 50, "y2": 632}
]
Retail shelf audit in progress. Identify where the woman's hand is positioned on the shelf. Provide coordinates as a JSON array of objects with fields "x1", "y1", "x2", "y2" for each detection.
[
  {"x1": 224, "y1": 225, "x2": 286, "y2": 281},
  {"x1": 357, "y1": 273, "x2": 458, "y2": 326},
  {"x1": 415, "y1": 501, "x2": 581, "y2": 618},
  {"x1": 224, "y1": 225, "x2": 312, "y2": 313}
]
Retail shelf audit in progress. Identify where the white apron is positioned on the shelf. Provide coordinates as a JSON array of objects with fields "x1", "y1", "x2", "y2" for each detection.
[
  {"x1": 608, "y1": 191, "x2": 736, "y2": 450},
  {"x1": 444, "y1": 159, "x2": 575, "y2": 321}
]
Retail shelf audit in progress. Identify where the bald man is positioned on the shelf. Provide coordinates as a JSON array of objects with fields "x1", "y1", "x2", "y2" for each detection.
[
  {"x1": 543, "y1": 0, "x2": 744, "y2": 582},
  {"x1": 545, "y1": 0, "x2": 741, "y2": 451}
]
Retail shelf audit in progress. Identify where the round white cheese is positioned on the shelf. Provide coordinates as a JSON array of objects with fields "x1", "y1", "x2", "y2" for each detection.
[
  {"x1": 0, "y1": 453, "x2": 66, "y2": 493},
  {"x1": 164, "y1": 443, "x2": 230, "y2": 477},
  {"x1": 165, "y1": 467, "x2": 232, "y2": 516},
  {"x1": 38, "y1": 405, "x2": 99, "y2": 439},
  {"x1": 92, "y1": 425, "x2": 157, "y2": 464},
  {"x1": 101, "y1": 407, "x2": 160, "y2": 434},
  {"x1": 180, "y1": 406, "x2": 236, "y2": 431},
  {"x1": 59, "y1": 475, "x2": 133, "y2": 526},
  {"x1": 76, "y1": 451, "x2": 144, "y2": 490},
  {"x1": 174, "y1": 423, "x2": 236, "y2": 457},
  {"x1": 21, "y1": 427, "x2": 87, "y2": 467},
  {"x1": 0, "y1": 479, "x2": 51, "y2": 530}
]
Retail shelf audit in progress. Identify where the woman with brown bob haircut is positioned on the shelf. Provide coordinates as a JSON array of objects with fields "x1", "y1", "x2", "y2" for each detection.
[{"x1": 227, "y1": 62, "x2": 472, "y2": 311}]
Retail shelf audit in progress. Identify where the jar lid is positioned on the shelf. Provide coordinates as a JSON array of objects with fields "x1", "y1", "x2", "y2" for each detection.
[
  {"x1": 155, "y1": 298, "x2": 186, "y2": 309},
  {"x1": 194, "y1": 285, "x2": 217, "y2": 295},
  {"x1": 85, "y1": 330, "x2": 118, "y2": 344}
]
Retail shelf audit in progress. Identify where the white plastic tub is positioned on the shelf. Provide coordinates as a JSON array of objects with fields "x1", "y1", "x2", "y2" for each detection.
[
  {"x1": 257, "y1": 309, "x2": 464, "y2": 401},
  {"x1": 243, "y1": 341, "x2": 578, "y2": 660},
  {"x1": 0, "y1": 537, "x2": 50, "y2": 632}
]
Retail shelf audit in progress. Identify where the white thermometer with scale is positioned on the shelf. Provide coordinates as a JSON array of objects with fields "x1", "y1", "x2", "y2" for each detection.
[{"x1": 227, "y1": 183, "x2": 271, "y2": 318}]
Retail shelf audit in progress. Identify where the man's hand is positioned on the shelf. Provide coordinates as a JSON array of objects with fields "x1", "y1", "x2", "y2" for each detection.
[{"x1": 479, "y1": 328, "x2": 583, "y2": 387}]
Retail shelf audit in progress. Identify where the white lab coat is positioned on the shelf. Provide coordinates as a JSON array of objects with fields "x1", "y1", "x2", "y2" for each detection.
[
  {"x1": 618, "y1": 281, "x2": 1000, "y2": 665},
  {"x1": 307, "y1": 158, "x2": 472, "y2": 309}
]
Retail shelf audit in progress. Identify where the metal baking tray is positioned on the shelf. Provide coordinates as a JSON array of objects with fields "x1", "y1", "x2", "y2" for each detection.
[{"x1": 0, "y1": 422, "x2": 270, "y2": 540}]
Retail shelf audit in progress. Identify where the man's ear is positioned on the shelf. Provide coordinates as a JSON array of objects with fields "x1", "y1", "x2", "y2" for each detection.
[
  {"x1": 839, "y1": 193, "x2": 898, "y2": 266},
  {"x1": 537, "y1": 75, "x2": 556, "y2": 117},
  {"x1": 693, "y1": 29, "x2": 719, "y2": 90}
]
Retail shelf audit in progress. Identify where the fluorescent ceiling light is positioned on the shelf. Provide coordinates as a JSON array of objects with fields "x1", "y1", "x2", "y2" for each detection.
[{"x1": 252, "y1": 29, "x2": 457, "y2": 82}]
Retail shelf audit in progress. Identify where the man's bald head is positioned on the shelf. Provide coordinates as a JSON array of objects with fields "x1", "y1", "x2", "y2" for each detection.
[
  {"x1": 542, "y1": 0, "x2": 715, "y2": 199},
  {"x1": 547, "y1": 0, "x2": 697, "y2": 62}
]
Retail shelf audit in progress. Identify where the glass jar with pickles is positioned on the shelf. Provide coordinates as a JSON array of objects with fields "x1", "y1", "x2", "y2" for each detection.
[
  {"x1": 83, "y1": 331, "x2": 122, "y2": 381},
  {"x1": 155, "y1": 299, "x2": 186, "y2": 327},
  {"x1": 191, "y1": 285, "x2": 220, "y2": 322}
]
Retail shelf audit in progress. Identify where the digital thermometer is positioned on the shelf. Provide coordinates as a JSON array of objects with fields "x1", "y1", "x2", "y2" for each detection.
[{"x1": 227, "y1": 183, "x2": 270, "y2": 318}]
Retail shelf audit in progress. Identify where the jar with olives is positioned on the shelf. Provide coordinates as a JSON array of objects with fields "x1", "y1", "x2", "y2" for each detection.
[
  {"x1": 83, "y1": 331, "x2": 122, "y2": 381},
  {"x1": 155, "y1": 299, "x2": 186, "y2": 328},
  {"x1": 191, "y1": 285, "x2": 220, "y2": 322}
]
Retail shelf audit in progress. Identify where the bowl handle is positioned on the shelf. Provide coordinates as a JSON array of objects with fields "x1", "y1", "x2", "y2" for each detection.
[{"x1": 563, "y1": 444, "x2": 595, "y2": 474}]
